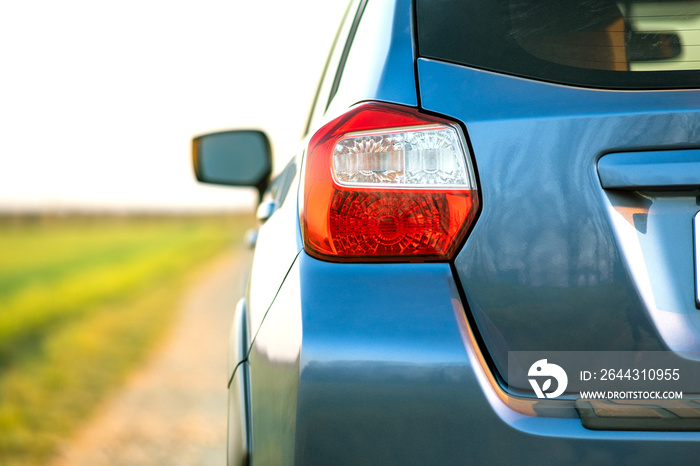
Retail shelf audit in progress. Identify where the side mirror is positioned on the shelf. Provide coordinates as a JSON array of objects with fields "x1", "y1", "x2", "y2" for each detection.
[{"x1": 192, "y1": 130, "x2": 272, "y2": 200}]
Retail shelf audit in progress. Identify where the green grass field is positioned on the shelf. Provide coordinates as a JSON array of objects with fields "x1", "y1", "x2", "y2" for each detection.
[{"x1": 0, "y1": 214, "x2": 253, "y2": 465}]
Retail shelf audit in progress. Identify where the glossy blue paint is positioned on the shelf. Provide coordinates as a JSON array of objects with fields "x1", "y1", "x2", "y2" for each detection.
[
  {"x1": 248, "y1": 254, "x2": 303, "y2": 465},
  {"x1": 248, "y1": 252, "x2": 700, "y2": 465},
  {"x1": 293, "y1": 254, "x2": 476, "y2": 464},
  {"x1": 418, "y1": 58, "x2": 700, "y2": 378},
  {"x1": 327, "y1": 0, "x2": 417, "y2": 115},
  {"x1": 598, "y1": 149, "x2": 700, "y2": 189},
  {"x1": 245, "y1": 164, "x2": 304, "y2": 353},
  {"x1": 417, "y1": 59, "x2": 700, "y2": 123}
]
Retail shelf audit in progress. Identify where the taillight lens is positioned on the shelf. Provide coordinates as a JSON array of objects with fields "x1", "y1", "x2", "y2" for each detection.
[{"x1": 301, "y1": 102, "x2": 478, "y2": 262}]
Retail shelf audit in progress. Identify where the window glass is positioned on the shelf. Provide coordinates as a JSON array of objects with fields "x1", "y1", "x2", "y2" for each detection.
[{"x1": 416, "y1": 0, "x2": 700, "y2": 89}]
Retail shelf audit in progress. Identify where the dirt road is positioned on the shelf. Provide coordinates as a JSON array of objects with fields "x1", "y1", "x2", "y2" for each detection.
[{"x1": 51, "y1": 248, "x2": 248, "y2": 465}]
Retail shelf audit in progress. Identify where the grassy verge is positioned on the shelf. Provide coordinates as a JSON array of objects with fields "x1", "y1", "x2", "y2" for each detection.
[{"x1": 0, "y1": 214, "x2": 254, "y2": 465}]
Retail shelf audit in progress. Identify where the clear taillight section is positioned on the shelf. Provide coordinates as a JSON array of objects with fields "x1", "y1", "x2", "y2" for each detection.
[
  {"x1": 333, "y1": 126, "x2": 470, "y2": 186},
  {"x1": 301, "y1": 102, "x2": 479, "y2": 262}
]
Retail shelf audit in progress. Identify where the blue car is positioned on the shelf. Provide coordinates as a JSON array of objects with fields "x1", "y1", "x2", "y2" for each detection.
[{"x1": 193, "y1": 0, "x2": 700, "y2": 464}]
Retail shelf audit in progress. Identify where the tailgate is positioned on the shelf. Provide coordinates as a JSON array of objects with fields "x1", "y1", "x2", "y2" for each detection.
[{"x1": 418, "y1": 58, "x2": 700, "y2": 395}]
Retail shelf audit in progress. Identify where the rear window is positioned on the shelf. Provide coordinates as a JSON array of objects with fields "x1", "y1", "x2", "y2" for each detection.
[{"x1": 416, "y1": 0, "x2": 700, "y2": 89}]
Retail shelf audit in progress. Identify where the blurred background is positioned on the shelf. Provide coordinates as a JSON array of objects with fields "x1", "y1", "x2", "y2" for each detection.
[
  {"x1": 0, "y1": 0, "x2": 347, "y2": 213},
  {"x1": 0, "y1": 1, "x2": 347, "y2": 464}
]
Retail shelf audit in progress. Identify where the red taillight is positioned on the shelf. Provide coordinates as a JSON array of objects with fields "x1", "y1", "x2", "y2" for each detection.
[{"x1": 301, "y1": 102, "x2": 479, "y2": 262}]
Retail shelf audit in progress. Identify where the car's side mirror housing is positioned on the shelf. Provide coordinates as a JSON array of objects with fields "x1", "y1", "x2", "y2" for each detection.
[{"x1": 192, "y1": 130, "x2": 272, "y2": 200}]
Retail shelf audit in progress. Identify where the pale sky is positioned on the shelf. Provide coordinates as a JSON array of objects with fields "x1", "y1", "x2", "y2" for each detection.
[{"x1": 0, "y1": 0, "x2": 348, "y2": 212}]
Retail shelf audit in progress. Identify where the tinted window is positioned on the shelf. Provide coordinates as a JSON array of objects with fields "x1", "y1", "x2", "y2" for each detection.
[{"x1": 416, "y1": 0, "x2": 700, "y2": 89}]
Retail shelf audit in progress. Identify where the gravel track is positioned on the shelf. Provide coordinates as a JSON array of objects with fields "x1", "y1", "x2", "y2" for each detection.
[{"x1": 51, "y1": 248, "x2": 247, "y2": 466}]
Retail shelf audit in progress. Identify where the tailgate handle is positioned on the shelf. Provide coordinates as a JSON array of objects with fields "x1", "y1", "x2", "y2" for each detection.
[{"x1": 598, "y1": 149, "x2": 700, "y2": 190}]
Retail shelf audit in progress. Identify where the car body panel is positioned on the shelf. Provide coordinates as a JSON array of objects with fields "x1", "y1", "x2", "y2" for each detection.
[
  {"x1": 245, "y1": 164, "x2": 303, "y2": 357},
  {"x1": 324, "y1": 0, "x2": 417, "y2": 118},
  {"x1": 249, "y1": 252, "x2": 700, "y2": 465},
  {"x1": 229, "y1": 158, "x2": 303, "y2": 465},
  {"x1": 418, "y1": 58, "x2": 700, "y2": 379},
  {"x1": 248, "y1": 254, "x2": 303, "y2": 465},
  {"x1": 228, "y1": 359, "x2": 251, "y2": 466},
  {"x1": 228, "y1": 298, "x2": 249, "y2": 383}
]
